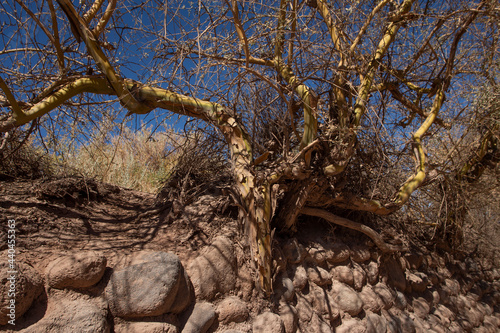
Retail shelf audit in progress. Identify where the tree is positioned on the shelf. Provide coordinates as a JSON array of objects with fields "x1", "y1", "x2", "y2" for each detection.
[{"x1": 1, "y1": 0, "x2": 498, "y2": 294}]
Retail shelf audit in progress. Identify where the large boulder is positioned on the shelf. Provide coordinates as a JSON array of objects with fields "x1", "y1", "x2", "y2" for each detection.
[
  {"x1": 0, "y1": 261, "x2": 43, "y2": 325},
  {"x1": 45, "y1": 251, "x2": 106, "y2": 289},
  {"x1": 105, "y1": 251, "x2": 192, "y2": 318},
  {"x1": 21, "y1": 298, "x2": 108, "y2": 333},
  {"x1": 187, "y1": 236, "x2": 236, "y2": 300}
]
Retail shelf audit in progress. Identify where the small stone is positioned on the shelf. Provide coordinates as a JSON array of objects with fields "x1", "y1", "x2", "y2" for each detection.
[
  {"x1": 325, "y1": 242, "x2": 350, "y2": 263},
  {"x1": 432, "y1": 304, "x2": 455, "y2": 327},
  {"x1": 443, "y1": 279, "x2": 460, "y2": 296},
  {"x1": 352, "y1": 263, "x2": 367, "y2": 291},
  {"x1": 217, "y1": 296, "x2": 248, "y2": 324},
  {"x1": 359, "y1": 285, "x2": 384, "y2": 313},
  {"x1": 307, "y1": 244, "x2": 327, "y2": 265},
  {"x1": 307, "y1": 266, "x2": 331, "y2": 286},
  {"x1": 336, "y1": 318, "x2": 366, "y2": 333},
  {"x1": 309, "y1": 313, "x2": 332, "y2": 333},
  {"x1": 412, "y1": 297, "x2": 430, "y2": 319},
  {"x1": 188, "y1": 236, "x2": 236, "y2": 301},
  {"x1": 279, "y1": 277, "x2": 295, "y2": 302},
  {"x1": 253, "y1": 311, "x2": 284, "y2": 333},
  {"x1": 182, "y1": 302, "x2": 216, "y2": 333},
  {"x1": 394, "y1": 291, "x2": 408, "y2": 310},
  {"x1": 437, "y1": 266, "x2": 452, "y2": 279},
  {"x1": 364, "y1": 261, "x2": 379, "y2": 285},
  {"x1": 295, "y1": 294, "x2": 313, "y2": 322},
  {"x1": 405, "y1": 253, "x2": 424, "y2": 270},
  {"x1": 306, "y1": 283, "x2": 339, "y2": 320},
  {"x1": 283, "y1": 239, "x2": 307, "y2": 264},
  {"x1": 366, "y1": 311, "x2": 387, "y2": 333},
  {"x1": 372, "y1": 283, "x2": 396, "y2": 310},
  {"x1": 350, "y1": 244, "x2": 371, "y2": 263},
  {"x1": 292, "y1": 265, "x2": 308, "y2": 291},
  {"x1": 406, "y1": 272, "x2": 429, "y2": 293},
  {"x1": 331, "y1": 265, "x2": 354, "y2": 286},
  {"x1": 279, "y1": 303, "x2": 298, "y2": 333},
  {"x1": 383, "y1": 256, "x2": 406, "y2": 292},
  {"x1": 114, "y1": 321, "x2": 178, "y2": 333},
  {"x1": 384, "y1": 309, "x2": 415, "y2": 333},
  {"x1": 21, "y1": 298, "x2": 109, "y2": 333}
]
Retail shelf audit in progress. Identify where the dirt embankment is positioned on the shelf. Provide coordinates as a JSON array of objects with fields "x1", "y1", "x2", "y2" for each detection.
[{"x1": 0, "y1": 177, "x2": 499, "y2": 332}]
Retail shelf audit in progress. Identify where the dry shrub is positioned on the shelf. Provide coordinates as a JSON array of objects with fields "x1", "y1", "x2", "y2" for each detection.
[
  {"x1": 0, "y1": 130, "x2": 53, "y2": 180},
  {"x1": 157, "y1": 132, "x2": 231, "y2": 205},
  {"x1": 66, "y1": 125, "x2": 183, "y2": 193}
]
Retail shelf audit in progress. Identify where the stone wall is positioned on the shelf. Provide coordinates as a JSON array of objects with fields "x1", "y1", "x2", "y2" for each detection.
[{"x1": 1, "y1": 233, "x2": 499, "y2": 333}]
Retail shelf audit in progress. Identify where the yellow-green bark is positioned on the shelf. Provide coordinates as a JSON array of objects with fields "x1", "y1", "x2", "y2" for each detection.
[
  {"x1": 394, "y1": 88, "x2": 445, "y2": 206},
  {"x1": 353, "y1": 0, "x2": 416, "y2": 127}
]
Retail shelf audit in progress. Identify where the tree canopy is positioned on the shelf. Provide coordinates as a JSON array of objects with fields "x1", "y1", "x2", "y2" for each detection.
[{"x1": 1, "y1": 0, "x2": 499, "y2": 294}]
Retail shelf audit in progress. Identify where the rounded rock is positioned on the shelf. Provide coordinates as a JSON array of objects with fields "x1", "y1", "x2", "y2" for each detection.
[
  {"x1": 45, "y1": 251, "x2": 106, "y2": 289},
  {"x1": 0, "y1": 261, "x2": 43, "y2": 325},
  {"x1": 253, "y1": 311, "x2": 284, "y2": 333},
  {"x1": 330, "y1": 281, "x2": 364, "y2": 316},
  {"x1": 217, "y1": 296, "x2": 248, "y2": 324},
  {"x1": 105, "y1": 251, "x2": 191, "y2": 318},
  {"x1": 331, "y1": 265, "x2": 354, "y2": 286}
]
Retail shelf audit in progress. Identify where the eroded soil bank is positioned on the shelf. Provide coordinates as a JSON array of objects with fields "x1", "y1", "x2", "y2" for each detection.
[{"x1": 0, "y1": 178, "x2": 499, "y2": 332}]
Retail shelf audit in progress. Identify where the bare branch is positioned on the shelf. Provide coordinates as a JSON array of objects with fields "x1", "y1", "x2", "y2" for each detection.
[
  {"x1": 350, "y1": 0, "x2": 391, "y2": 53},
  {"x1": 0, "y1": 77, "x2": 23, "y2": 121},
  {"x1": 56, "y1": 0, "x2": 149, "y2": 114},
  {"x1": 83, "y1": 0, "x2": 105, "y2": 23},
  {"x1": 353, "y1": 0, "x2": 416, "y2": 127},
  {"x1": 47, "y1": 0, "x2": 65, "y2": 72},
  {"x1": 93, "y1": 0, "x2": 116, "y2": 38},
  {"x1": 225, "y1": 0, "x2": 250, "y2": 67}
]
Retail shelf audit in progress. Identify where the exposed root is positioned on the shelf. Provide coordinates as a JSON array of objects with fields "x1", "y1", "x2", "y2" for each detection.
[{"x1": 300, "y1": 207, "x2": 408, "y2": 253}]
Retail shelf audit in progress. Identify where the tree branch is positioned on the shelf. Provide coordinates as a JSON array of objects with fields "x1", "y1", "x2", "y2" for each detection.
[
  {"x1": 0, "y1": 77, "x2": 24, "y2": 122},
  {"x1": 83, "y1": 0, "x2": 105, "y2": 23},
  {"x1": 93, "y1": 0, "x2": 116, "y2": 38},
  {"x1": 350, "y1": 0, "x2": 391, "y2": 53},
  {"x1": 353, "y1": 0, "x2": 416, "y2": 127},
  {"x1": 56, "y1": 0, "x2": 149, "y2": 114},
  {"x1": 225, "y1": 0, "x2": 250, "y2": 67}
]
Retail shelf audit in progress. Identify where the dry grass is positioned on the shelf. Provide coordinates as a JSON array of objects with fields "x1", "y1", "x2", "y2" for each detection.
[{"x1": 63, "y1": 125, "x2": 185, "y2": 193}]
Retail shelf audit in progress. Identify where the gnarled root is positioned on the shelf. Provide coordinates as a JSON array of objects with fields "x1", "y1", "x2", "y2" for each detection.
[{"x1": 300, "y1": 207, "x2": 408, "y2": 253}]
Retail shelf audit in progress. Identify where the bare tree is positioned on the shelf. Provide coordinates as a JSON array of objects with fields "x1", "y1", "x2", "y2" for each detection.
[{"x1": 1, "y1": 0, "x2": 498, "y2": 294}]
